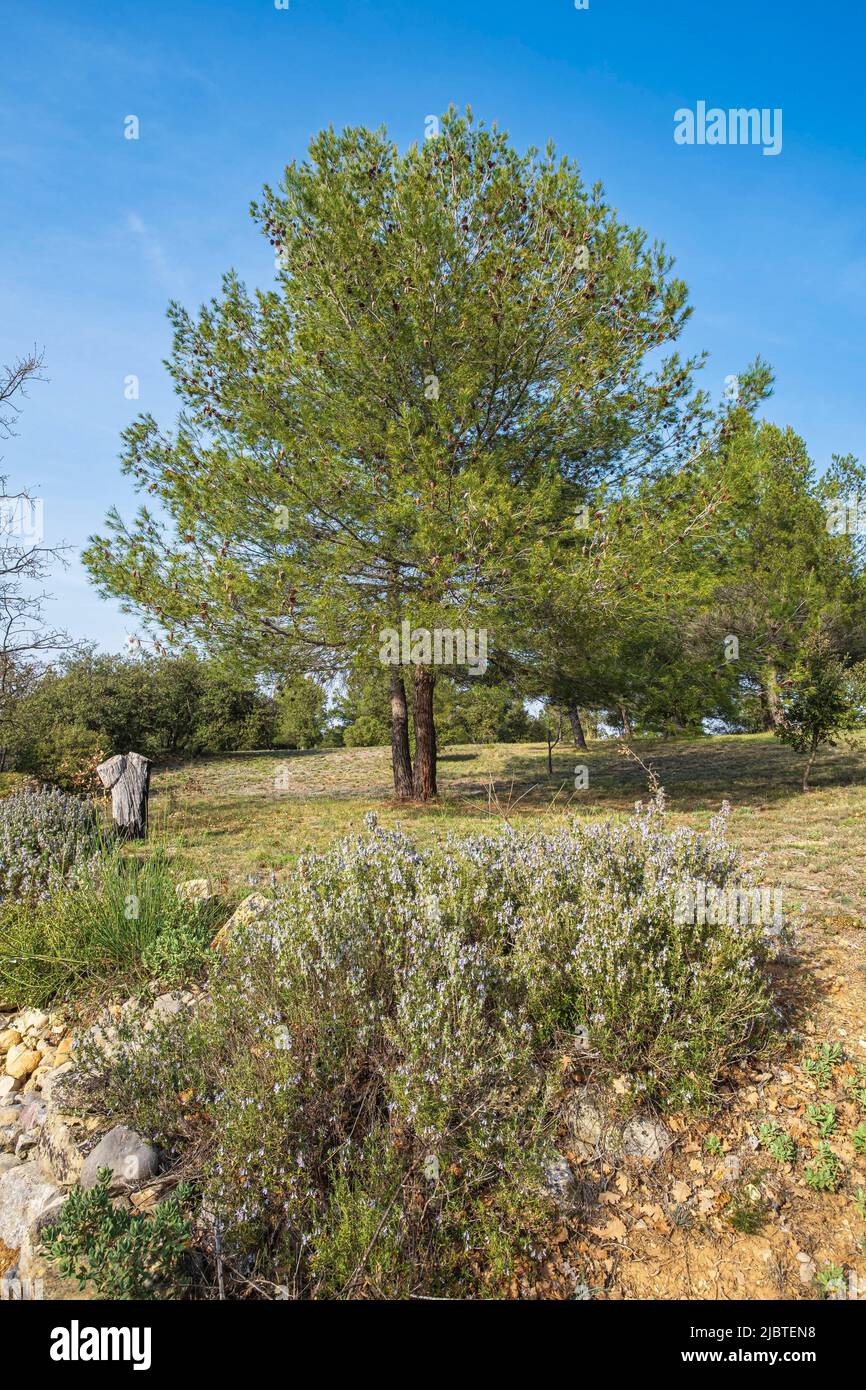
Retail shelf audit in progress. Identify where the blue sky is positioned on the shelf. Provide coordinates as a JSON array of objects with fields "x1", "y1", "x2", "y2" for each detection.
[{"x1": 2, "y1": 0, "x2": 864, "y2": 651}]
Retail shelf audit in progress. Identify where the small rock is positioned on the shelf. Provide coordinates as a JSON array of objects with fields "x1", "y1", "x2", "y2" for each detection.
[
  {"x1": 210, "y1": 892, "x2": 272, "y2": 951},
  {"x1": 151, "y1": 992, "x2": 183, "y2": 1020},
  {"x1": 13, "y1": 1010, "x2": 49, "y2": 1036},
  {"x1": 568, "y1": 1098, "x2": 607, "y2": 1157},
  {"x1": 176, "y1": 878, "x2": 214, "y2": 903},
  {"x1": 545, "y1": 1155, "x2": 576, "y2": 1200},
  {"x1": 0, "y1": 1029, "x2": 22, "y2": 1055},
  {"x1": 6, "y1": 1050, "x2": 41, "y2": 1082},
  {"x1": 79, "y1": 1125, "x2": 159, "y2": 1190},
  {"x1": 36, "y1": 1111, "x2": 87, "y2": 1187},
  {"x1": 0, "y1": 1074, "x2": 21, "y2": 1098},
  {"x1": 622, "y1": 1115, "x2": 672, "y2": 1163},
  {"x1": 797, "y1": 1255, "x2": 817, "y2": 1285}
]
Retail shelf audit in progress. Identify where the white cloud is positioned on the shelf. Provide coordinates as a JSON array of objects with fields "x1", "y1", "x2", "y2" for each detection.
[{"x1": 126, "y1": 212, "x2": 183, "y2": 292}]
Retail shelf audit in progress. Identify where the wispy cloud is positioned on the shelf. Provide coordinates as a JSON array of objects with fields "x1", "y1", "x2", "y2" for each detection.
[{"x1": 126, "y1": 212, "x2": 183, "y2": 293}]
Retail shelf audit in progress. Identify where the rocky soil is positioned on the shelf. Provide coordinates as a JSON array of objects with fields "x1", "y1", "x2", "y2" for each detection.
[{"x1": 1, "y1": 894, "x2": 863, "y2": 1302}]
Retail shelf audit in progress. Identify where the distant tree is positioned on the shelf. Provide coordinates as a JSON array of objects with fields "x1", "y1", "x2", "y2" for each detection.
[
  {"x1": 14, "y1": 651, "x2": 279, "y2": 784},
  {"x1": 276, "y1": 675, "x2": 327, "y2": 749},
  {"x1": 0, "y1": 352, "x2": 75, "y2": 768},
  {"x1": 775, "y1": 627, "x2": 865, "y2": 791},
  {"x1": 695, "y1": 422, "x2": 866, "y2": 731}
]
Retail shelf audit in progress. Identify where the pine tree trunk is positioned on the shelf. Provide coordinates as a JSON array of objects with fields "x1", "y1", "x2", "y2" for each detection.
[
  {"x1": 803, "y1": 735, "x2": 819, "y2": 792},
  {"x1": 389, "y1": 669, "x2": 414, "y2": 801},
  {"x1": 762, "y1": 665, "x2": 784, "y2": 731},
  {"x1": 619, "y1": 704, "x2": 633, "y2": 740},
  {"x1": 566, "y1": 707, "x2": 587, "y2": 749},
  {"x1": 412, "y1": 666, "x2": 437, "y2": 801},
  {"x1": 96, "y1": 751, "x2": 151, "y2": 839}
]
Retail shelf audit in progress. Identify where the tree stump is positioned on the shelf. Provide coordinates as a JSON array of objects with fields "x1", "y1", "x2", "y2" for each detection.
[{"x1": 96, "y1": 752, "x2": 152, "y2": 839}]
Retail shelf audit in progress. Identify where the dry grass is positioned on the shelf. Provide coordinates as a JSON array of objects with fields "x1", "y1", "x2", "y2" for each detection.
[{"x1": 148, "y1": 732, "x2": 866, "y2": 917}]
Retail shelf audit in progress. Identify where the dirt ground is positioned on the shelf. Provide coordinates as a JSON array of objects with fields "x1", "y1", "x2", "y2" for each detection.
[{"x1": 520, "y1": 913, "x2": 866, "y2": 1301}]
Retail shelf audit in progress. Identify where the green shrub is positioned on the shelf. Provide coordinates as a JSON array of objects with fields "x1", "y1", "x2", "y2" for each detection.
[
  {"x1": 0, "y1": 850, "x2": 223, "y2": 1007},
  {"x1": 41, "y1": 1168, "x2": 192, "y2": 1299},
  {"x1": 84, "y1": 798, "x2": 774, "y2": 1298}
]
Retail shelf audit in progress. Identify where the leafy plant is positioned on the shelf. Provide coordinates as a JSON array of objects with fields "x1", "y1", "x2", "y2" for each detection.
[
  {"x1": 704, "y1": 1134, "x2": 723, "y2": 1156},
  {"x1": 0, "y1": 849, "x2": 224, "y2": 1007},
  {"x1": 803, "y1": 1143, "x2": 844, "y2": 1193},
  {"x1": 844, "y1": 1064, "x2": 866, "y2": 1109},
  {"x1": 803, "y1": 1042, "x2": 842, "y2": 1087},
  {"x1": 816, "y1": 1263, "x2": 846, "y2": 1299},
  {"x1": 41, "y1": 1168, "x2": 192, "y2": 1299},
  {"x1": 806, "y1": 1102, "x2": 837, "y2": 1137},
  {"x1": 852, "y1": 1123, "x2": 866, "y2": 1156},
  {"x1": 775, "y1": 628, "x2": 865, "y2": 791},
  {"x1": 758, "y1": 1122, "x2": 796, "y2": 1163}
]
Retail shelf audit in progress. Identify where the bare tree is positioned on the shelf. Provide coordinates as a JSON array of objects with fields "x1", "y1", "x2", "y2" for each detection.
[{"x1": 0, "y1": 353, "x2": 75, "y2": 769}]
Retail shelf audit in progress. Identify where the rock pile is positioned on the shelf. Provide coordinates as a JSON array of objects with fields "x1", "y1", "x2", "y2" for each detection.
[{"x1": 0, "y1": 990, "x2": 197, "y2": 1300}]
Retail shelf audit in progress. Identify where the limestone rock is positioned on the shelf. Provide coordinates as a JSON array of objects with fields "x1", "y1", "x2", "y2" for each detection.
[
  {"x1": 36, "y1": 1111, "x2": 88, "y2": 1187},
  {"x1": 6, "y1": 1050, "x2": 40, "y2": 1081},
  {"x1": 210, "y1": 892, "x2": 272, "y2": 951},
  {"x1": 0, "y1": 1160, "x2": 63, "y2": 1250},
  {"x1": 13, "y1": 1010, "x2": 50, "y2": 1037},
  {"x1": 176, "y1": 878, "x2": 215, "y2": 904},
  {"x1": 79, "y1": 1125, "x2": 159, "y2": 1190},
  {"x1": 622, "y1": 1114, "x2": 673, "y2": 1163},
  {"x1": 0, "y1": 1029, "x2": 22, "y2": 1054}
]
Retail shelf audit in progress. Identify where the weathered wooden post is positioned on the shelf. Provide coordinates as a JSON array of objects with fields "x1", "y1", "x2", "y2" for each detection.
[{"x1": 96, "y1": 751, "x2": 152, "y2": 839}]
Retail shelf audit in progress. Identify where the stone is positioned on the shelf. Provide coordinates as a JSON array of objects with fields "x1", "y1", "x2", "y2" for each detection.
[
  {"x1": 0, "y1": 1029, "x2": 22, "y2": 1054},
  {"x1": 0, "y1": 1161, "x2": 63, "y2": 1250},
  {"x1": 622, "y1": 1115, "x2": 673, "y2": 1163},
  {"x1": 797, "y1": 1254, "x2": 817, "y2": 1286},
  {"x1": 79, "y1": 1125, "x2": 159, "y2": 1190},
  {"x1": 151, "y1": 992, "x2": 183, "y2": 1020},
  {"x1": 568, "y1": 1098, "x2": 607, "y2": 1158},
  {"x1": 36, "y1": 1112, "x2": 88, "y2": 1187},
  {"x1": 13, "y1": 1010, "x2": 49, "y2": 1037},
  {"x1": 39, "y1": 1063, "x2": 93, "y2": 1112},
  {"x1": 0, "y1": 1075, "x2": 21, "y2": 1099},
  {"x1": 210, "y1": 892, "x2": 272, "y2": 951},
  {"x1": 0, "y1": 1153, "x2": 22, "y2": 1176},
  {"x1": 545, "y1": 1155, "x2": 576, "y2": 1200},
  {"x1": 6, "y1": 1051, "x2": 41, "y2": 1082},
  {"x1": 176, "y1": 878, "x2": 214, "y2": 904},
  {"x1": 17, "y1": 1218, "x2": 96, "y2": 1300}
]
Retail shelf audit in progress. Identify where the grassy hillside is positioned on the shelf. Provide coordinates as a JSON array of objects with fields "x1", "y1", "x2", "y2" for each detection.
[{"x1": 149, "y1": 733, "x2": 866, "y2": 918}]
